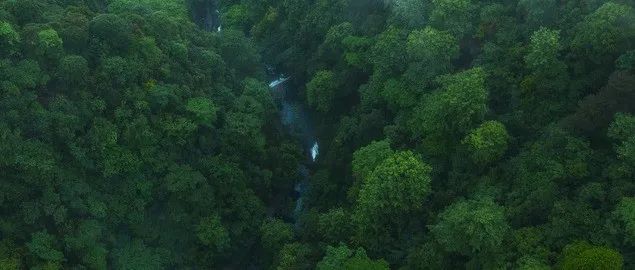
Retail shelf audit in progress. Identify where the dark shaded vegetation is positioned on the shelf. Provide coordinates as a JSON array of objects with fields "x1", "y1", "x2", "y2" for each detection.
[
  {"x1": 1, "y1": 0, "x2": 635, "y2": 269},
  {"x1": 0, "y1": 0, "x2": 302, "y2": 268}
]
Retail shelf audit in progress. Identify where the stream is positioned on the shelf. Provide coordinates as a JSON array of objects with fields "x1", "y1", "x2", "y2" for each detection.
[
  {"x1": 268, "y1": 74, "x2": 318, "y2": 223},
  {"x1": 197, "y1": 3, "x2": 315, "y2": 224}
]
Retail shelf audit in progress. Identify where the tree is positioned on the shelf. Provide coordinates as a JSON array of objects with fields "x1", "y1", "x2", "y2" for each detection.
[
  {"x1": 610, "y1": 197, "x2": 635, "y2": 245},
  {"x1": 559, "y1": 241, "x2": 623, "y2": 270},
  {"x1": 565, "y1": 71, "x2": 635, "y2": 135},
  {"x1": 462, "y1": 120, "x2": 509, "y2": 165},
  {"x1": 429, "y1": 0, "x2": 475, "y2": 38},
  {"x1": 185, "y1": 97, "x2": 218, "y2": 127},
  {"x1": 55, "y1": 8, "x2": 89, "y2": 53},
  {"x1": 525, "y1": 28, "x2": 562, "y2": 72},
  {"x1": 608, "y1": 113, "x2": 635, "y2": 142},
  {"x1": 406, "y1": 26, "x2": 458, "y2": 78},
  {"x1": 517, "y1": 0, "x2": 557, "y2": 31},
  {"x1": 111, "y1": 240, "x2": 168, "y2": 270},
  {"x1": 218, "y1": 29, "x2": 261, "y2": 78},
  {"x1": 132, "y1": 37, "x2": 163, "y2": 69},
  {"x1": 504, "y1": 127, "x2": 592, "y2": 225},
  {"x1": 27, "y1": 231, "x2": 64, "y2": 263},
  {"x1": 57, "y1": 55, "x2": 89, "y2": 90},
  {"x1": 221, "y1": 110, "x2": 266, "y2": 157},
  {"x1": 242, "y1": 77, "x2": 276, "y2": 117},
  {"x1": 518, "y1": 27, "x2": 570, "y2": 130},
  {"x1": 353, "y1": 150, "x2": 432, "y2": 252},
  {"x1": 351, "y1": 140, "x2": 394, "y2": 180},
  {"x1": 0, "y1": 22, "x2": 19, "y2": 56},
  {"x1": 164, "y1": 164, "x2": 206, "y2": 196},
  {"x1": 89, "y1": 14, "x2": 132, "y2": 52},
  {"x1": 410, "y1": 68, "x2": 488, "y2": 156},
  {"x1": 342, "y1": 35, "x2": 373, "y2": 71},
  {"x1": 260, "y1": 218, "x2": 294, "y2": 262},
  {"x1": 275, "y1": 242, "x2": 313, "y2": 270},
  {"x1": 370, "y1": 26, "x2": 408, "y2": 76},
  {"x1": 196, "y1": 215, "x2": 230, "y2": 251},
  {"x1": 572, "y1": 2, "x2": 635, "y2": 63},
  {"x1": 223, "y1": 4, "x2": 250, "y2": 32},
  {"x1": 316, "y1": 244, "x2": 389, "y2": 270},
  {"x1": 616, "y1": 50, "x2": 635, "y2": 71},
  {"x1": 6, "y1": 0, "x2": 44, "y2": 25},
  {"x1": 36, "y1": 29, "x2": 63, "y2": 60},
  {"x1": 64, "y1": 220, "x2": 107, "y2": 270},
  {"x1": 382, "y1": 27, "x2": 460, "y2": 110},
  {"x1": 108, "y1": 0, "x2": 188, "y2": 18},
  {"x1": 430, "y1": 197, "x2": 509, "y2": 256},
  {"x1": 307, "y1": 70, "x2": 338, "y2": 113},
  {"x1": 608, "y1": 113, "x2": 635, "y2": 176},
  {"x1": 317, "y1": 208, "x2": 353, "y2": 245},
  {"x1": 391, "y1": 0, "x2": 429, "y2": 28}
]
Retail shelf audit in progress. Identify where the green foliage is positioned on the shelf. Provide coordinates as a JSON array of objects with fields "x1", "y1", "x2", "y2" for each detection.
[
  {"x1": 525, "y1": 28, "x2": 561, "y2": 71},
  {"x1": 196, "y1": 215, "x2": 230, "y2": 251},
  {"x1": 2, "y1": 0, "x2": 635, "y2": 268},
  {"x1": 343, "y1": 35, "x2": 373, "y2": 71},
  {"x1": 36, "y1": 29, "x2": 63, "y2": 59},
  {"x1": 0, "y1": 21, "x2": 19, "y2": 56},
  {"x1": 353, "y1": 151, "x2": 432, "y2": 252},
  {"x1": 616, "y1": 50, "x2": 635, "y2": 70},
  {"x1": 608, "y1": 113, "x2": 635, "y2": 168},
  {"x1": 307, "y1": 70, "x2": 338, "y2": 113},
  {"x1": 611, "y1": 197, "x2": 635, "y2": 244},
  {"x1": 27, "y1": 231, "x2": 64, "y2": 263},
  {"x1": 430, "y1": 0, "x2": 475, "y2": 37},
  {"x1": 89, "y1": 14, "x2": 132, "y2": 52},
  {"x1": 391, "y1": 0, "x2": 429, "y2": 28},
  {"x1": 371, "y1": 26, "x2": 408, "y2": 76},
  {"x1": 316, "y1": 244, "x2": 389, "y2": 270},
  {"x1": 572, "y1": 2, "x2": 635, "y2": 62},
  {"x1": 112, "y1": 240, "x2": 168, "y2": 270},
  {"x1": 430, "y1": 197, "x2": 509, "y2": 255},
  {"x1": 224, "y1": 4, "x2": 250, "y2": 32},
  {"x1": 64, "y1": 220, "x2": 107, "y2": 270},
  {"x1": 164, "y1": 165, "x2": 206, "y2": 195},
  {"x1": 407, "y1": 27, "x2": 457, "y2": 62},
  {"x1": 406, "y1": 26, "x2": 458, "y2": 76},
  {"x1": 355, "y1": 151, "x2": 432, "y2": 219},
  {"x1": 0, "y1": 0, "x2": 285, "y2": 268},
  {"x1": 411, "y1": 68, "x2": 488, "y2": 156},
  {"x1": 260, "y1": 218, "x2": 294, "y2": 256},
  {"x1": 317, "y1": 208, "x2": 353, "y2": 244},
  {"x1": 57, "y1": 55, "x2": 88, "y2": 87},
  {"x1": 351, "y1": 140, "x2": 394, "y2": 180},
  {"x1": 186, "y1": 97, "x2": 218, "y2": 127},
  {"x1": 276, "y1": 242, "x2": 313, "y2": 270},
  {"x1": 109, "y1": 0, "x2": 188, "y2": 18},
  {"x1": 462, "y1": 120, "x2": 510, "y2": 165},
  {"x1": 608, "y1": 113, "x2": 635, "y2": 142},
  {"x1": 517, "y1": 0, "x2": 557, "y2": 30},
  {"x1": 559, "y1": 241, "x2": 623, "y2": 270}
]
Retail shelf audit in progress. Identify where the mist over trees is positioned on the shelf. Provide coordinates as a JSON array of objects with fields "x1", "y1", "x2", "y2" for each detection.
[{"x1": 0, "y1": 0, "x2": 634, "y2": 269}]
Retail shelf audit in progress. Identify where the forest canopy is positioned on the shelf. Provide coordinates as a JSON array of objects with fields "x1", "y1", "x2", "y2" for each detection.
[{"x1": 0, "y1": 0, "x2": 634, "y2": 269}]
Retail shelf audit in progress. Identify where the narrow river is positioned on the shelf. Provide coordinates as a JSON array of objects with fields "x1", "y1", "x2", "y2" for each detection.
[
  {"x1": 268, "y1": 74, "x2": 318, "y2": 223},
  {"x1": 201, "y1": 5, "x2": 314, "y2": 224}
]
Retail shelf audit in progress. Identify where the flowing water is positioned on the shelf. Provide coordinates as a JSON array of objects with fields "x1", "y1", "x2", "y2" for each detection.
[
  {"x1": 268, "y1": 75, "x2": 318, "y2": 223},
  {"x1": 209, "y1": 10, "x2": 314, "y2": 224}
]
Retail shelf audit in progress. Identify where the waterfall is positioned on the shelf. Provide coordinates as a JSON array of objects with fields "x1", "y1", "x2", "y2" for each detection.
[
  {"x1": 268, "y1": 76, "x2": 290, "y2": 88},
  {"x1": 311, "y1": 142, "x2": 319, "y2": 161}
]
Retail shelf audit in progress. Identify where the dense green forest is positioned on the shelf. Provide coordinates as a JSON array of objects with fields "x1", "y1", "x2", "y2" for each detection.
[{"x1": 0, "y1": 0, "x2": 634, "y2": 269}]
